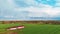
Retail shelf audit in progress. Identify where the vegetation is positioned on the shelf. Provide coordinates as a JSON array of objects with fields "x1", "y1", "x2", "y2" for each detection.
[
  {"x1": 0, "y1": 23, "x2": 60, "y2": 34},
  {"x1": 1, "y1": 20, "x2": 60, "y2": 24}
]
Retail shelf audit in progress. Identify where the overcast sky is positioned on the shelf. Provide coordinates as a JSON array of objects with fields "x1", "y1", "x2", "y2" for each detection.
[{"x1": 0, "y1": 0, "x2": 60, "y2": 20}]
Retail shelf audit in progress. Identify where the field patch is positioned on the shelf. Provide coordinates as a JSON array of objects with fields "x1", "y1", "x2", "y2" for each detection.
[{"x1": 0, "y1": 24, "x2": 60, "y2": 34}]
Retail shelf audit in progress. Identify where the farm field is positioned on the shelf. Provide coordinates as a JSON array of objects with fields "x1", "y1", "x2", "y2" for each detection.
[{"x1": 0, "y1": 23, "x2": 60, "y2": 34}]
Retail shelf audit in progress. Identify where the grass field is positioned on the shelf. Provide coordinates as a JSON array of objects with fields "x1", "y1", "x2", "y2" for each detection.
[{"x1": 0, "y1": 23, "x2": 60, "y2": 34}]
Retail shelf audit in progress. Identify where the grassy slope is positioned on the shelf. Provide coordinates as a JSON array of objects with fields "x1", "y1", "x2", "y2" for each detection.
[
  {"x1": 22, "y1": 24, "x2": 60, "y2": 34},
  {"x1": 0, "y1": 24, "x2": 60, "y2": 34}
]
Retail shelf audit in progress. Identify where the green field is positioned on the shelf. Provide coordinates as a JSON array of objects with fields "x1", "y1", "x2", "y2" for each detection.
[{"x1": 0, "y1": 23, "x2": 60, "y2": 34}]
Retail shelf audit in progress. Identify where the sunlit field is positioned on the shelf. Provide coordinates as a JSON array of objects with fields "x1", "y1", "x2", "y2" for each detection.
[{"x1": 0, "y1": 23, "x2": 60, "y2": 34}]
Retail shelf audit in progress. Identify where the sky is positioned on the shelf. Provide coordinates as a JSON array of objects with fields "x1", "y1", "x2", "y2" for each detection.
[{"x1": 0, "y1": 0, "x2": 60, "y2": 20}]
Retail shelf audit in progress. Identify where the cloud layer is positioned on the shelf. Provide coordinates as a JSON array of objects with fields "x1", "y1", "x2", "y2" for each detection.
[{"x1": 0, "y1": 0, "x2": 60, "y2": 20}]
